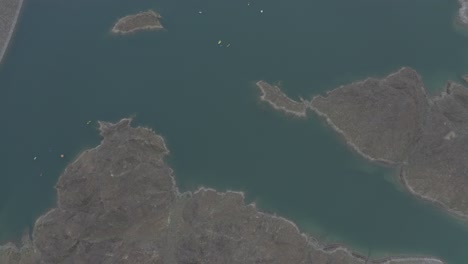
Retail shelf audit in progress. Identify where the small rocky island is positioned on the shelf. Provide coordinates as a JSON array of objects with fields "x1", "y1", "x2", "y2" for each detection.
[
  {"x1": 257, "y1": 67, "x2": 468, "y2": 220},
  {"x1": 462, "y1": 74, "x2": 468, "y2": 83},
  {"x1": 112, "y1": 10, "x2": 164, "y2": 34},
  {"x1": 0, "y1": 119, "x2": 443, "y2": 264}
]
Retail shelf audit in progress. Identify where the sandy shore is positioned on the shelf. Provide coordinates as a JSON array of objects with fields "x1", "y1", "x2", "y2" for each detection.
[{"x1": 0, "y1": 0, "x2": 24, "y2": 64}]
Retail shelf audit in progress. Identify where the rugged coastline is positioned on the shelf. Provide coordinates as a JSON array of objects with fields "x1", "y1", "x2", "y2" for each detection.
[
  {"x1": 256, "y1": 67, "x2": 468, "y2": 220},
  {"x1": 0, "y1": 0, "x2": 24, "y2": 64},
  {"x1": 0, "y1": 119, "x2": 444, "y2": 264},
  {"x1": 112, "y1": 10, "x2": 164, "y2": 34}
]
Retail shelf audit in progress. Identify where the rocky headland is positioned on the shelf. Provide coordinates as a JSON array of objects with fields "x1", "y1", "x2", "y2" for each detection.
[
  {"x1": 257, "y1": 67, "x2": 468, "y2": 220},
  {"x1": 112, "y1": 10, "x2": 164, "y2": 34},
  {"x1": 0, "y1": 119, "x2": 444, "y2": 264},
  {"x1": 0, "y1": 0, "x2": 24, "y2": 64}
]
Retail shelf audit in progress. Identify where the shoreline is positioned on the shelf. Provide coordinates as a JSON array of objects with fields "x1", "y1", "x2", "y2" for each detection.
[
  {"x1": 308, "y1": 75, "x2": 468, "y2": 221},
  {"x1": 111, "y1": 24, "x2": 164, "y2": 35},
  {"x1": 311, "y1": 100, "x2": 468, "y2": 222},
  {"x1": 91, "y1": 119, "x2": 448, "y2": 264},
  {"x1": 256, "y1": 70, "x2": 468, "y2": 224},
  {"x1": 398, "y1": 168, "x2": 468, "y2": 221},
  {"x1": 0, "y1": 0, "x2": 25, "y2": 65},
  {"x1": 4, "y1": 118, "x2": 445, "y2": 264},
  {"x1": 307, "y1": 100, "x2": 398, "y2": 167}
]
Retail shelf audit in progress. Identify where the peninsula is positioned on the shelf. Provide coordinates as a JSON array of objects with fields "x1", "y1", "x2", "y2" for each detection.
[
  {"x1": 0, "y1": 119, "x2": 444, "y2": 264},
  {"x1": 256, "y1": 67, "x2": 468, "y2": 220},
  {"x1": 112, "y1": 10, "x2": 164, "y2": 34},
  {"x1": 0, "y1": 0, "x2": 24, "y2": 64}
]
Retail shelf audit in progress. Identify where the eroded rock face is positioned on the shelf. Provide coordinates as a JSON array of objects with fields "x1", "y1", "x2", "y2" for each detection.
[
  {"x1": 257, "y1": 67, "x2": 468, "y2": 219},
  {"x1": 0, "y1": 119, "x2": 444, "y2": 264}
]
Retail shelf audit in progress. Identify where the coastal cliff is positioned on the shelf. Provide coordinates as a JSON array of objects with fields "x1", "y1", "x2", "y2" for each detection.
[{"x1": 0, "y1": 119, "x2": 443, "y2": 264}]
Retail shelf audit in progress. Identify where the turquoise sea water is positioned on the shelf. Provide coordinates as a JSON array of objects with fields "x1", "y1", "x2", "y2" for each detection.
[{"x1": 1, "y1": 0, "x2": 468, "y2": 262}]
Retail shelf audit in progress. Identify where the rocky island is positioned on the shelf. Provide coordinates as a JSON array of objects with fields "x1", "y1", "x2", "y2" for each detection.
[
  {"x1": 112, "y1": 10, "x2": 164, "y2": 34},
  {"x1": 0, "y1": 0, "x2": 24, "y2": 64},
  {"x1": 462, "y1": 74, "x2": 468, "y2": 83},
  {"x1": 0, "y1": 119, "x2": 444, "y2": 264},
  {"x1": 257, "y1": 67, "x2": 468, "y2": 220}
]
